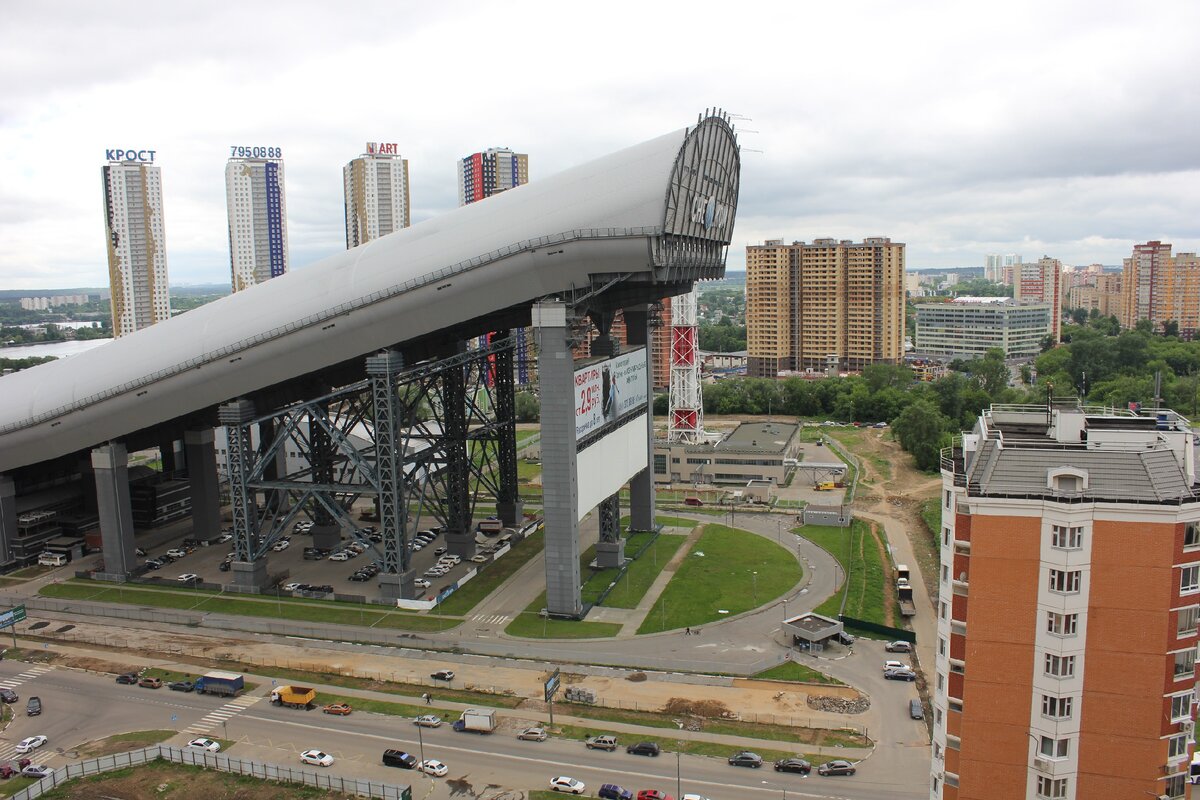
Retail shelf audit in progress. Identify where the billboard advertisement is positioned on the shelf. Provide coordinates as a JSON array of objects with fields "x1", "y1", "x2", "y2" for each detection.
[{"x1": 574, "y1": 348, "x2": 648, "y2": 441}]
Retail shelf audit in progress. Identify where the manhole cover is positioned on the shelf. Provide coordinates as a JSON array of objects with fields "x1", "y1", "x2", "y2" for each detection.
[
  {"x1": 55, "y1": 625, "x2": 74, "y2": 633},
  {"x1": 27, "y1": 622, "x2": 49, "y2": 630}
]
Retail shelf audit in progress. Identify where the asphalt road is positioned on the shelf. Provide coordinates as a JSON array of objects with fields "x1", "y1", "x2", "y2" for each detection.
[{"x1": 0, "y1": 661, "x2": 923, "y2": 800}]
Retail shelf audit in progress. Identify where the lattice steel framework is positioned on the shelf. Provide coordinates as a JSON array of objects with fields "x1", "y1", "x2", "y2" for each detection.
[
  {"x1": 668, "y1": 289, "x2": 705, "y2": 443},
  {"x1": 219, "y1": 399, "x2": 259, "y2": 562}
]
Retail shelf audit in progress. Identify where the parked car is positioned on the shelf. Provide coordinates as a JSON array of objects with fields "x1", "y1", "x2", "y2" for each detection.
[
  {"x1": 626, "y1": 741, "x2": 661, "y2": 757},
  {"x1": 166, "y1": 548, "x2": 187, "y2": 559},
  {"x1": 329, "y1": 552, "x2": 351, "y2": 562},
  {"x1": 0, "y1": 688, "x2": 17, "y2": 703},
  {"x1": 15, "y1": 736, "x2": 46, "y2": 754},
  {"x1": 24, "y1": 697, "x2": 41, "y2": 716},
  {"x1": 322, "y1": 703, "x2": 353, "y2": 716},
  {"x1": 414, "y1": 579, "x2": 431, "y2": 589},
  {"x1": 418, "y1": 759, "x2": 448, "y2": 777},
  {"x1": 817, "y1": 759, "x2": 857, "y2": 776},
  {"x1": 176, "y1": 573, "x2": 199, "y2": 583},
  {"x1": 300, "y1": 749, "x2": 334, "y2": 767},
  {"x1": 309, "y1": 584, "x2": 334, "y2": 594},
  {"x1": 549, "y1": 776, "x2": 586, "y2": 794},
  {"x1": 728, "y1": 750, "x2": 763, "y2": 768},
  {"x1": 168, "y1": 680, "x2": 194, "y2": 692},
  {"x1": 0, "y1": 764, "x2": 17, "y2": 779},
  {"x1": 187, "y1": 737, "x2": 221, "y2": 752},
  {"x1": 283, "y1": 583, "x2": 303, "y2": 592},
  {"x1": 413, "y1": 715, "x2": 442, "y2": 728},
  {"x1": 138, "y1": 676, "x2": 163, "y2": 689},
  {"x1": 635, "y1": 791, "x2": 672, "y2": 800},
  {"x1": 598, "y1": 785, "x2": 634, "y2": 800},
  {"x1": 382, "y1": 749, "x2": 418, "y2": 769},
  {"x1": 20, "y1": 764, "x2": 52, "y2": 779},
  {"x1": 115, "y1": 672, "x2": 139, "y2": 685},
  {"x1": 430, "y1": 670, "x2": 455, "y2": 681},
  {"x1": 835, "y1": 631, "x2": 856, "y2": 646},
  {"x1": 884, "y1": 667, "x2": 917, "y2": 682},
  {"x1": 218, "y1": 533, "x2": 233, "y2": 543},
  {"x1": 883, "y1": 660, "x2": 907, "y2": 672},
  {"x1": 218, "y1": 560, "x2": 231, "y2": 572},
  {"x1": 144, "y1": 559, "x2": 162, "y2": 570},
  {"x1": 774, "y1": 757, "x2": 812, "y2": 774},
  {"x1": 586, "y1": 735, "x2": 618, "y2": 751},
  {"x1": 517, "y1": 726, "x2": 546, "y2": 741},
  {"x1": 885, "y1": 641, "x2": 913, "y2": 653},
  {"x1": 271, "y1": 540, "x2": 290, "y2": 552},
  {"x1": 910, "y1": 699, "x2": 925, "y2": 720}
]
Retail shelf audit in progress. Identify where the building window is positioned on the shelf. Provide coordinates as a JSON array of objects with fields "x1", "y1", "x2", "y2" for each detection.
[
  {"x1": 943, "y1": 527, "x2": 951, "y2": 546},
  {"x1": 1179, "y1": 606, "x2": 1199, "y2": 638},
  {"x1": 945, "y1": 490, "x2": 951, "y2": 509},
  {"x1": 1036, "y1": 776, "x2": 1067, "y2": 799},
  {"x1": 1046, "y1": 612, "x2": 1078, "y2": 636},
  {"x1": 940, "y1": 601, "x2": 948, "y2": 620},
  {"x1": 1039, "y1": 736, "x2": 1069, "y2": 759},
  {"x1": 942, "y1": 565, "x2": 949, "y2": 584},
  {"x1": 1169, "y1": 733, "x2": 1189, "y2": 761},
  {"x1": 1174, "y1": 648, "x2": 1197, "y2": 679},
  {"x1": 1051, "y1": 524, "x2": 1083, "y2": 549},
  {"x1": 940, "y1": 637, "x2": 947, "y2": 656},
  {"x1": 1048, "y1": 569, "x2": 1081, "y2": 594},
  {"x1": 1186, "y1": 522, "x2": 1200, "y2": 550},
  {"x1": 1182, "y1": 565, "x2": 1200, "y2": 595},
  {"x1": 1165, "y1": 775, "x2": 1186, "y2": 799},
  {"x1": 1041, "y1": 694, "x2": 1073, "y2": 720},
  {"x1": 1044, "y1": 654, "x2": 1076, "y2": 678},
  {"x1": 1170, "y1": 691, "x2": 1194, "y2": 722},
  {"x1": 653, "y1": 454, "x2": 667, "y2": 474}
]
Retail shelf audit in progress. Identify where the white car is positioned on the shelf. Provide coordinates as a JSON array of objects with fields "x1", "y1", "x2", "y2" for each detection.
[
  {"x1": 682, "y1": 795, "x2": 713, "y2": 800},
  {"x1": 419, "y1": 759, "x2": 448, "y2": 777},
  {"x1": 440, "y1": 555, "x2": 461, "y2": 565},
  {"x1": 166, "y1": 548, "x2": 187, "y2": 559},
  {"x1": 283, "y1": 582, "x2": 302, "y2": 591},
  {"x1": 329, "y1": 552, "x2": 351, "y2": 562},
  {"x1": 413, "y1": 714, "x2": 442, "y2": 727},
  {"x1": 177, "y1": 573, "x2": 199, "y2": 582},
  {"x1": 271, "y1": 540, "x2": 290, "y2": 551},
  {"x1": 470, "y1": 555, "x2": 487, "y2": 563},
  {"x1": 549, "y1": 776, "x2": 586, "y2": 794},
  {"x1": 187, "y1": 737, "x2": 221, "y2": 752},
  {"x1": 217, "y1": 533, "x2": 233, "y2": 543},
  {"x1": 15, "y1": 735, "x2": 47, "y2": 753},
  {"x1": 424, "y1": 567, "x2": 446, "y2": 577},
  {"x1": 413, "y1": 579, "x2": 431, "y2": 589},
  {"x1": 883, "y1": 660, "x2": 907, "y2": 672},
  {"x1": 300, "y1": 749, "x2": 335, "y2": 767}
]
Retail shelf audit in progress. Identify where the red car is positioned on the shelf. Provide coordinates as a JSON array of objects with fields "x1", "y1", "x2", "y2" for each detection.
[
  {"x1": 322, "y1": 703, "x2": 353, "y2": 716},
  {"x1": 636, "y1": 792, "x2": 674, "y2": 800}
]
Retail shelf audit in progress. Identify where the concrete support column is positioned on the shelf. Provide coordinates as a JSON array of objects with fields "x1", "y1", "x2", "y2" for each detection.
[
  {"x1": 534, "y1": 300, "x2": 582, "y2": 617},
  {"x1": 623, "y1": 303, "x2": 657, "y2": 532},
  {"x1": 159, "y1": 438, "x2": 178, "y2": 475},
  {"x1": 184, "y1": 429, "x2": 221, "y2": 543},
  {"x1": 0, "y1": 475, "x2": 16, "y2": 565},
  {"x1": 92, "y1": 442, "x2": 137, "y2": 578}
]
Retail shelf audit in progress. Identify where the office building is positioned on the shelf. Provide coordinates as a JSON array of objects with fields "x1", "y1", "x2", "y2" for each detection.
[
  {"x1": 458, "y1": 147, "x2": 528, "y2": 206},
  {"x1": 1121, "y1": 242, "x2": 1200, "y2": 335},
  {"x1": 102, "y1": 153, "x2": 171, "y2": 337},
  {"x1": 1013, "y1": 257, "x2": 1063, "y2": 342},
  {"x1": 653, "y1": 421, "x2": 800, "y2": 486},
  {"x1": 746, "y1": 237, "x2": 905, "y2": 377},
  {"x1": 915, "y1": 298, "x2": 1053, "y2": 358},
  {"x1": 985, "y1": 254, "x2": 1022, "y2": 283},
  {"x1": 226, "y1": 154, "x2": 289, "y2": 292},
  {"x1": 343, "y1": 142, "x2": 411, "y2": 249},
  {"x1": 934, "y1": 402, "x2": 1199, "y2": 800}
]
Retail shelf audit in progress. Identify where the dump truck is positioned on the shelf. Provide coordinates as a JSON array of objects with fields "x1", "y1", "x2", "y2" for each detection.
[
  {"x1": 271, "y1": 685, "x2": 317, "y2": 709},
  {"x1": 816, "y1": 481, "x2": 836, "y2": 491},
  {"x1": 453, "y1": 708, "x2": 496, "y2": 733},
  {"x1": 897, "y1": 579, "x2": 917, "y2": 617},
  {"x1": 193, "y1": 671, "x2": 244, "y2": 697}
]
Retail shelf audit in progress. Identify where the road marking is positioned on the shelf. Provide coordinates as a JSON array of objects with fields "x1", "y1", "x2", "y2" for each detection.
[
  {"x1": 470, "y1": 613, "x2": 511, "y2": 625},
  {"x1": 182, "y1": 695, "x2": 263, "y2": 735}
]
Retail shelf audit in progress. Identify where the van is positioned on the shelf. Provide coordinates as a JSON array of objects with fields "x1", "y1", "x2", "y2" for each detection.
[
  {"x1": 684, "y1": 497, "x2": 704, "y2": 507},
  {"x1": 909, "y1": 699, "x2": 925, "y2": 720},
  {"x1": 37, "y1": 553, "x2": 68, "y2": 567}
]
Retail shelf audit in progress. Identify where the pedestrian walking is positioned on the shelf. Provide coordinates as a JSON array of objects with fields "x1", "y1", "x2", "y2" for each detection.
[
  {"x1": 685, "y1": 627, "x2": 691, "y2": 636},
  {"x1": 423, "y1": 692, "x2": 431, "y2": 705}
]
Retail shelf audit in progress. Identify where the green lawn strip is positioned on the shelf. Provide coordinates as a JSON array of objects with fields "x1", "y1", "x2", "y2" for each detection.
[
  {"x1": 38, "y1": 581, "x2": 459, "y2": 631},
  {"x1": 637, "y1": 525, "x2": 801, "y2": 634},
  {"x1": 505, "y1": 592, "x2": 622, "y2": 639},
  {"x1": 434, "y1": 529, "x2": 545, "y2": 616},
  {"x1": 618, "y1": 514, "x2": 698, "y2": 530},
  {"x1": 93, "y1": 729, "x2": 177, "y2": 747},
  {"x1": 516, "y1": 460, "x2": 542, "y2": 481},
  {"x1": 262, "y1": 666, "x2": 523, "y2": 708},
  {"x1": 0, "y1": 777, "x2": 38, "y2": 797},
  {"x1": 551, "y1": 722, "x2": 818, "y2": 764},
  {"x1": 753, "y1": 661, "x2": 844, "y2": 686},
  {"x1": 310, "y1": 691, "x2": 428, "y2": 719},
  {"x1": 0, "y1": 576, "x2": 28, "y2": 587},
  {"x1": 9, "y1": 565, "x2": 51, "y2": 579},
  {"x1": 590, "y1": 534, "x2": 686, "y2": 609},
  {"x1": 806, "y1": 520, "x2": 888, "y2": 626},
  {"x1": 33, "y1": 760, "x2": 349, "y2": 799}
]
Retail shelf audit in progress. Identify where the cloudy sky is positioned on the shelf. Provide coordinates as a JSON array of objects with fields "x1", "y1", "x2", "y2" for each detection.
[{"x1": 1, "y1": 0, "x2": 1197, "y2": 290}]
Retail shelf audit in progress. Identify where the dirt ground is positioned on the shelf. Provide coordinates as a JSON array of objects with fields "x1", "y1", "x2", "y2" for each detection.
[{"x1": 34, "y1": 760, "x2": 359, "y2": 799}]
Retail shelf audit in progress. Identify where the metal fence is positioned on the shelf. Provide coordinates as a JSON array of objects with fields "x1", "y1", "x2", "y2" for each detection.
[{"x1": 6, "y1": 745, "x2": 411, "y2": 800}]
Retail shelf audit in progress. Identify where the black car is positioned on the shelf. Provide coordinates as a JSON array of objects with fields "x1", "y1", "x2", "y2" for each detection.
[
  {"x1": 218, "y1": 560, "x2": 231, "y2": 572},
  {"x1": 168, "y1": 680, "x2": 194, "y2": 692},
  {"x1": 774, "y1": 757, "x2": 812, "y2": 774},
  {"x1": 24, "y1": 697, "x2": 41, "y2": 716},
  {"x1": 883, "y1": 667, "x2": 917, "y2": 682},
  {"x1": 382, "y1": 749, "x2": 418, "y2": 769},
  {"x1": 349, "y1": 572, "x2": 371, "y2": 582},
  {"x1": 626, "y1": 742, "x2": 661, "y2": 757},
  {"x1": 144, "y1": 559, "x2": 162, "y2": 570},
  {"x1": 0, "y1": 688, "x2": 18, "y2": 703},
  {"x1": 115, "y1": 672, "x2": 138, "y2": 685},
  {"x1": 311, "y1": 584, "x2": 334, "y2": 594},
  {"x1": 302, "y1": 548, "x2": 323, "y2": 560},
  {"x1": 728, "y1": 751, "x2": 763, "y2": 768},
  {"x1": 430, "y1": 670, "x2": 455, "y2": 681}
]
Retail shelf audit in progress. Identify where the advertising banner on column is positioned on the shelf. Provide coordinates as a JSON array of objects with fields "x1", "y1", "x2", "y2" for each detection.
[{"x1": 574, "y1": 348, "x2": 648, "y2": 441}]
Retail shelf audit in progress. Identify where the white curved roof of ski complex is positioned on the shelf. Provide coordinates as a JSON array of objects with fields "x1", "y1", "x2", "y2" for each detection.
[{"x1": 0, "y1": 115, "x2": 740, "y2": 473}]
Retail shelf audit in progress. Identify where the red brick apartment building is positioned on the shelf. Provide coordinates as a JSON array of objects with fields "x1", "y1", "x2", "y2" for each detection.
[{"x1": 935, "y1": 402, "x2": 1199, "y2": 799}]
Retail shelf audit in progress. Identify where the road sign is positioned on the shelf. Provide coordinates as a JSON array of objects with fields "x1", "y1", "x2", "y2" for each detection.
[
  {"x1": 543, "y1": 668, "x2": 561, "y2": 703},
  {"x1": 171, "y1": 714, "x2": 178, "y2": 722},
  {"x1": 0, "y1": 605, "x2": 26, "y2": 629}
]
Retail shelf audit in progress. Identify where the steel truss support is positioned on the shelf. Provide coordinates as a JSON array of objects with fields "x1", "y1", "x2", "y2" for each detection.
[
  {"x1": 492, "y1": 330, "x2": 523, "y2": 527},
  {"x1": 219, "y1": 398, "x2": 268, "y2": 589},
  {"x1": 366, "y1": 350, "x2": 408, "y2": 579},
  {"x1": 442, "y1": 343, "x2": 474, "y2": 558}
]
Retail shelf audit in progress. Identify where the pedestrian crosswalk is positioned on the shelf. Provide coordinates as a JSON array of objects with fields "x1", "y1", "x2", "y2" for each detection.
[
  {"x1": 182, "y1": 694, "x2": 261, "y2": 736},
  {"x1": 0, "y1": 665, "x2": 54, "y2": 763},
  {"x1": 470, "y1": 613, "x2": 511, "y2": 625},
  {"x1": 0, "y1": 664, "x2": 53, "y2": 692}
]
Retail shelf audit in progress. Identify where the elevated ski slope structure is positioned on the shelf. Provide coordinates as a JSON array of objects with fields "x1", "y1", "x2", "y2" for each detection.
[{"x1": 0, "y1": 114, "x2": 740, "y2": 478}]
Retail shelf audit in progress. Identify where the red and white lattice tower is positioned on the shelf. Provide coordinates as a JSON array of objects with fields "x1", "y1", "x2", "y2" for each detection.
[{"x1": 667, "y1": 289, "x2": 705, "y2": 444}]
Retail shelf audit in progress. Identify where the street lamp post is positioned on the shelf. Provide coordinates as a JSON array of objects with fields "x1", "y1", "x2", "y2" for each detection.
[
  {"x1": 676, "y1": 750, "x2": 682, "y2": 798},
  {"x1": 752, "y1": 570, "x2": 758, "y2": 605},
  {"x1": 416, "y1": 717, "x2": 426, "y2": 768}
]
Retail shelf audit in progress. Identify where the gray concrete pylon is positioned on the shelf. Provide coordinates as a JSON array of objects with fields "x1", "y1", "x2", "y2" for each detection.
[
  {"x1": 622, "y1": 303, "x2": 657, "y2": 532},
  {"x1": 0, "y1": 474, "x2": 15, "y2": 564},
  {"x1": 534, "y1": 300, "x2": 582, "y2": 617},
  {"x1": 184, "y1": 429, "x2": 221, "y2": 542},
  {"x1": 92, "y1": 442, "x2": 137, "y2": 579}
]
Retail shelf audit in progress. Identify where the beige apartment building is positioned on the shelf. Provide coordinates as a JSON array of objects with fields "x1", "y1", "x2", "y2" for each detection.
[
  {"x1": 1120, "y1": 241, "x2": 1200, "y2": 335},
  {"x1": 746, "y1": 237, "x2": 905, "y2": 377},
  {"x1": 1067, "y1": 273, "x2": 1122, "y2": 318}
]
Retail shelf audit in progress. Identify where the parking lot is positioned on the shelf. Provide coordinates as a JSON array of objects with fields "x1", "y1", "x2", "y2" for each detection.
[{"x1": 129, "y1": 517, "x2": 516, "y2": 601}]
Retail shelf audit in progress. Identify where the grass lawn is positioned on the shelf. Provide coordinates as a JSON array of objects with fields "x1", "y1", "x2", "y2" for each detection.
[
  {"x1": 582, "y1": 534, "x2": 686, "y2": 609},
  {"x1": 618, "y1": 514, "x2": 698, "y2": 530},
  {"x1": 435, "y1": 530, "x2": 545, "y2": 616},
  {"x1": 547, "y1": 722, "x2": 827, "y2": 765},
  {"x1": 31, "y1": 760, "x2": 363, "y2": 799},
  {"x1": 75, "y1": 729, "x2": 176, "y2": 758},
  {"x1": 315, "y1": 691, "x2": 428, "y2": 718},
  {"x1": 516, "y1": 460, "x2": 542, "y2": 481},
  {"x1": 505, "y1": 591, "x2": 622, "y2": 638},
  {"x1": 636, "y1": 525, "x2": 801, "y2": 634},
  {"x1": 804, "y1": 520, "x2": 889, "y2": 626},
  {"x1": 39, "y1": 581, "x2": 459, "y2": 631},
  {"x1": 753, "y1": 660, "x2": 843, "y2": 685}
]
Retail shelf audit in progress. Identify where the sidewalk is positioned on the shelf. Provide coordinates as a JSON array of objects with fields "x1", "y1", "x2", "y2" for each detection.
[{"x1": 616, "y1": 523, "x2": 707, "y2": 635}]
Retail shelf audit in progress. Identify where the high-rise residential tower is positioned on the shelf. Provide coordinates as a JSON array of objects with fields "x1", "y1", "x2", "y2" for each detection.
[
  {"x1": 1120, "y1": 241, "x2": 1200, "y2": 335},
  {"x1": 343, "y1": 142, "x2": 411, "y2": 249},
  {"x1": 226, "y1": 150, "x2": 289, "y2": 292},
  {"x1": 101, "y1": 149, "x2": 171, "y2": 337},
  {"x1": 458, "y1": 147, "x2": 528, "y2": 205},
  {"x1": 746, "y1": 237, "x2": 905, "y2": 377},
  {"x1": 1013, "y1": 256, "x2": 1063, "y2": 342},
  {"x1": 935, "y1": 402, "x2": 1199, "y2": 800}
]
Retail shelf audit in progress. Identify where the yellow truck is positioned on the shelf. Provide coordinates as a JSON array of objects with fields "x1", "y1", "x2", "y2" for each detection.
[
  {"x1": 270, "y1": 685, "x2": 317, "y2": 709},
  {"x1": 816, "y1": 481, "x2": 836, "y2": 491}
]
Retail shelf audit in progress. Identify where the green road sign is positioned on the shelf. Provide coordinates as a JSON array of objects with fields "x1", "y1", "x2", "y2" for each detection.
[{"x1": 0, "y1": 605, "x2": 26, "y2": 629}]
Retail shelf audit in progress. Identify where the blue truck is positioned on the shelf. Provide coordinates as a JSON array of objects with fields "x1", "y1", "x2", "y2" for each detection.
[{"x1": 193, "y1": 671, "x2": 244, "y2": 697}]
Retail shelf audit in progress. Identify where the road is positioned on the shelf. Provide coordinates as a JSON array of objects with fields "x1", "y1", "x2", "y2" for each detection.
[{"x1": 0, "y1": 660, "x2": 920, "y2": 800}]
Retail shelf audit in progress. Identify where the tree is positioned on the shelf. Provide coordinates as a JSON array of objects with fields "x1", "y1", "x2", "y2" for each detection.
[
  {"x1": 514, "y1": 391, "x2": 539, "y2": 422},
  {"x1": 1163, "y1": 319, "x2": 1180, "y2": 338},
  {"x1": 892, "y1": 399, "x2": 951, "y2": 471},
  {"x1": 970, "y1": 348, "x2": 1011, "y2": 397},
  {"x1": 1068, "y1": 307, "x2": 1089, "y2": 325}
]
